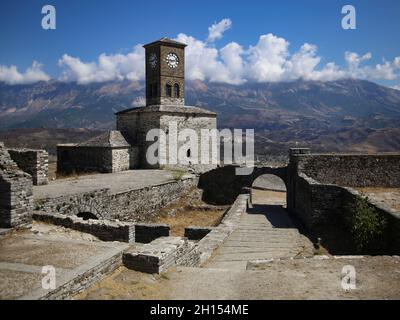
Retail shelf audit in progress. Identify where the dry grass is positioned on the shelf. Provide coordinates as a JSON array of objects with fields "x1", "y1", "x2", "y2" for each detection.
[
  {"x1": 356, "y1": 187, "x2": 400, "y2": 211},
  {"x1": 74, "y1": 266, "x2": 170, "y2": 300},
  {"x1": 151, "y1": 187, "x2": 228, "y2": 236}
]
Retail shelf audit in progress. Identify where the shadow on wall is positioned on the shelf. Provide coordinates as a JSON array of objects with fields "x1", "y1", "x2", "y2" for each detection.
[
  {"x1": 77, "y1": 212, "x2": 99, "y2": 221},
  {"x1": 198, "y1": 165, "x2": 288, "y2": 205},
  {"x1": 198, "y1": 166, "x2": 246, "y2": 205}
]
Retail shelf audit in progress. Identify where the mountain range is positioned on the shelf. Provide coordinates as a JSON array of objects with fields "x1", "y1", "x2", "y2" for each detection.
[{"x1": 0, "y1": 79, "x2": 400, "y2": 155}]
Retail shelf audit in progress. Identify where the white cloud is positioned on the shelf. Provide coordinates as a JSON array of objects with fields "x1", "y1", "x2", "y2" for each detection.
[
  {"x1": 2, "y1": 18, "x2": 400, "y2": 86},
  {"x1": 58, "y1": 44, "x2": 144, "y2": 84},
  {"x1": 207, "y1": 18, "x2": 232, "y2": 42},
  {"x1": 0, "y1": 61, "x2": 50, "y2": 85}
]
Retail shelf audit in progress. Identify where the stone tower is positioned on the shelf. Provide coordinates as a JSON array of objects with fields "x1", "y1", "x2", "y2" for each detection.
[
  {"x1": 58, "y1": 38, "x2": 218, "y2": 175},
  {"x1": 114, "y1": 37, "x2": 218, "y2": 173},
  {"x1": 144, "y1": 38, "x2": 186, "y2": 106}
]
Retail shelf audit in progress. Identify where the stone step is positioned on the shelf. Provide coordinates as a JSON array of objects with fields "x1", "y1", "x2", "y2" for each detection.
[{"x1": 211, "y1": 253, "x2": 302, "y2": 262}]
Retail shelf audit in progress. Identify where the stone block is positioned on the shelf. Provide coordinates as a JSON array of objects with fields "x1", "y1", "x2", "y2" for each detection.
[{"x1": 123, "y1": 236, "x2": 190, "y2": 273}]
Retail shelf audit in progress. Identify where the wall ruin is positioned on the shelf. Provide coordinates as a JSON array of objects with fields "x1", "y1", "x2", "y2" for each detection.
[
  {"x1": 0, "y1": 142, "x2": 33, "y2": 228},
  {"x1": 7, "y1": 148, "x2": 48, "y2": 185}
]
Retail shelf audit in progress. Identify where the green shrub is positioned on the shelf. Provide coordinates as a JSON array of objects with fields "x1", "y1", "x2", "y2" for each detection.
[{"x1": 344, "y1": 196, "x2": 387, "y2": 252}]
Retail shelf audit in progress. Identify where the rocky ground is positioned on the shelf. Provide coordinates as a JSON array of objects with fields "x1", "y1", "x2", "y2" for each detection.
[
  {"x1": 75, "y1": 189, "x2": 400, "y2": 300},
  {"x1": 75, "y1": 254, "x2": 400, "y2": 300},
  {"x1": 151, "y1": 187, "x2": 228, "y2": 236}
]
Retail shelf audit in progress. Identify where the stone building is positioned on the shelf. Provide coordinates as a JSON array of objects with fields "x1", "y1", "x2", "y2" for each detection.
[
  {"x1": 57, "y1": 38, "x2": 217, "y2": 174},
  {"x1": 57, "y1": 131, "x2": 138, "y2": 174}
]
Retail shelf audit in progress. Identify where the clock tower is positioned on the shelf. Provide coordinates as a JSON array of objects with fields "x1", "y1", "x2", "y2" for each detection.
[{"x1": 143, "y1": 38, "x2": 186, "y2": 106}]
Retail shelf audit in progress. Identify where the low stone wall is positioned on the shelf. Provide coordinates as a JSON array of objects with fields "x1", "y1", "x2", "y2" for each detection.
[
  {"x1": 293, "y1": 173, "x2": 400, "y2": 254},
  {"x1": 135, "y1": 223, "x2": 170, "y2": 243},
  {"x1": 23, "y1": 243, "x2": 129, "y2": 300},
  {"x1": 123, "y1": 237, "x2": 194, "y2": 274},
  {"x1": 0, "y1": 143, "x2": 33, "y2": 228},
  {"x1": 33, "y1": 211, "x2": 135, "y2": 243},
  {"x1": 35, "y1": 189, "x2": 109, "y2": 219},
  {"x1": 32, "y1": 211, "x2": 173, "y2": 244},
  {"x1": 184, "y1": 226, "x2": 214, "y2": 240},
  {"x1": 34, "y1": 177, "x2": 198, "y2": 222},
  {"x1": 294, "y1": 152, "x2": 400, "y2": 188},
  {"x1": 173, "y1": 194, "x2": 249, "y2": 268},
  {"x1": 8, "y1": 148, "x2": 48, "y2": 185},
  {"x1": 194, "y1": 194, "x2": 249, "y2": 265},
  {"x1": 107, "y1": 177, "x2": 198, "y2": 222}
]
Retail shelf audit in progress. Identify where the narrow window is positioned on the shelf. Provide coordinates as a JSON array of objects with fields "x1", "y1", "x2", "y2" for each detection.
[
  {"x1": 166, "y1": 84, "x2": 172, "y2": 97},
  {"x1": 187, "y1": 149, "x2": 191, "y2": 158},
  {"x1": 174, "y1": 83, "x2": 180, "y2": 98}
]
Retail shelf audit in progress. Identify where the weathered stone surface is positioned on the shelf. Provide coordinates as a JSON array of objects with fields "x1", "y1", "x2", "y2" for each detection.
[
  {"x1": 123, "y1": 236, "x2": 192, "y2": 273},
  {"x1": 287, "y1": 149, "x2": 400, "y2": 254},
  {"x1": 32, "y1": 211, "x2": 135, "y2": 243},
  {"x1": 116, "y1": 106, "x2": 217, "y2": 173},
  {"x1": 292, "y1": 151, "x2": 400, "y2": 188},
  {"x1": 34, "y1": 176, "x2": 197, "y2": 222},
  {"x1": 184, "y1": 226, "x2": 214, "y2": 240},
  {"x1": 7, "y1": 148, "x2": 48, "y2": 186},
  {"x1": 57, "y1": 142, "x2": 139, "y2": 174},
  {"x1": 134, "y1": 223, "x2": 170, "y2": 243},
  {"x1": 179, "y1": 194, "x2": 249, "y2": 267},
  {"x1": 0, "y1": 143, "x2": 33, "y2": 228}
]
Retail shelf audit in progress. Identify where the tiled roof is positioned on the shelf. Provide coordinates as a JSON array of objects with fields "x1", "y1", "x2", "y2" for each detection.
[
  {"x1": 143, "y1": 37, "x2": 187, "y2": 48},
  {"x1": 78, "y1": 130, "x2": 131, "y2": 148}
]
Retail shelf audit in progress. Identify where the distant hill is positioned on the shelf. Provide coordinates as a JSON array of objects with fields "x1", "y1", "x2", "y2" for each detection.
[{"x1": 0, "y1": 79, "x2": 400, "y2": 154}]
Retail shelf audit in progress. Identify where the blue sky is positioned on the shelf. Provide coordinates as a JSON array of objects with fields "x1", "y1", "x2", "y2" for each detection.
[{"x1": 1, "y1": 0, "x2": 400, "y2": 87}]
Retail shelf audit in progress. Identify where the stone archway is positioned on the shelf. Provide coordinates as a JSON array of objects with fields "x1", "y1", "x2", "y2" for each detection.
[
  {"x1": 77, "y1": 212, "x2": 99, "y2": 220},
  {"x1": 62, "y1": 197, "x2": 106, "y2": 220},
  {"x1": 198, "y1": 165, "x2": 288, "y2": 205},
  {"x1": 251, "y1": 174, "x2": 287, "y2": 207}
]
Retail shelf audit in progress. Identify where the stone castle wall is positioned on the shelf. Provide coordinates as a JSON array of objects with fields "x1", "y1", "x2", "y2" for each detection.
[
  {"x1": 34, "y1": 177, "x2": 198, "y2": 222},
  {"x1": 295, "y1": 153, "x2": 400, "y2": 187},
  {"x1": 287, "y1": 149, "x2": 400, "y2": 254},
  {"x1": 292, "y1": 173, "x2": 400, "y2": 254},
  {"x1": 0, "y1": 142, "x2": 33, "y2": 228},
  {"x1": 7, "y1": 148, "x2": 48, "y2": 185}
]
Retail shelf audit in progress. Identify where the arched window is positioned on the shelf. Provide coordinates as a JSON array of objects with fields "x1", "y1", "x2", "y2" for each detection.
[
  {"x1": 187, "y1": 149, "x2": 191, "y2": 158},
  {"x1": 166, "y1": 84, "x2": 172, "y2": 97},
  {"x1": 174, "y1": 83, "x2": 180, "y2": 98}
]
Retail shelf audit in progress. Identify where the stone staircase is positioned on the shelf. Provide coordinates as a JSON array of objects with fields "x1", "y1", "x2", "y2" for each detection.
[{"x1": 204, "y1": 204, "x2": 314, "y2": 270}]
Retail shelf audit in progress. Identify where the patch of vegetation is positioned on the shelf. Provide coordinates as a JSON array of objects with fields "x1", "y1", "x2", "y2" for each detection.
[
  {"x1": 344, "y1": 196, "x2": 387, "y2": 252},
  {"x1": 170, "y1": 169, "x2": 186, "y2": 181}
]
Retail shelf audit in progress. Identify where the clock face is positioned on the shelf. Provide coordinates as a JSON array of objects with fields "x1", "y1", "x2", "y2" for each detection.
[
  {"x1": 165, "y1": 52, "x2": 179, "y2": 69},
  {"x1": 149, "y1": 53, "x2": 157, "y2": 69}
]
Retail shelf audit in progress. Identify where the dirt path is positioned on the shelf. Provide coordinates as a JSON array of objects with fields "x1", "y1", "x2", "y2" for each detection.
[{"x1": 76, "y1": 256, "x2": 400, "y2": 300}]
